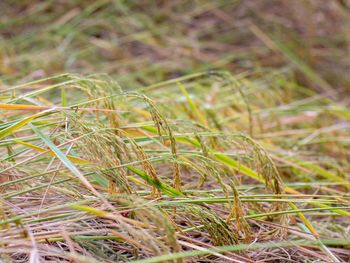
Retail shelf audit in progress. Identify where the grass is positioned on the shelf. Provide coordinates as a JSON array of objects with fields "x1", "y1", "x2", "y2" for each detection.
[{"x1": 1, "y1": 1, "x2": 350, "y2": 262}]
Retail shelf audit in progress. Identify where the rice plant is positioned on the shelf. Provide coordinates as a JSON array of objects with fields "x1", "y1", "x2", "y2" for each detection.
[{"x1": 1, "y1": 1, "x2": 349, "y2": 262}]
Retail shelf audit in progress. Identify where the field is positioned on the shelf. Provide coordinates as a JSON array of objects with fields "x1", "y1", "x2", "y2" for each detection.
[{"x1": 1, "y1": 1, "x2": 350, "y2": 262}]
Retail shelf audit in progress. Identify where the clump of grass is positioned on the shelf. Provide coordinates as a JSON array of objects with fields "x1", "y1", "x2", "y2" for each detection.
[
  {"x1": 184, "y1": 204, "x2": 238, "y2": 246},
  {"x1": 76, "y1": 127, "x2": 133, "y2": 194},
  {"x1": 0, "y1": 72, "x2": 349, "y2": 262},
  {"x1": 1, "y1": 1, "x2": 350, "y2": 262}
]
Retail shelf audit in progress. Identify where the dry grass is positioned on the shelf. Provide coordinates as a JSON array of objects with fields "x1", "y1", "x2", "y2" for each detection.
[{"x1": 0, "y1": 1, "x2": 350, "y2": 262}]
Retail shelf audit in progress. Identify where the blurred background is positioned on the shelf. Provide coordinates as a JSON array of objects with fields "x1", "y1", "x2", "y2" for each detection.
[{"x1": 1, "y1": 0, "x2": 349, "y2": 94}]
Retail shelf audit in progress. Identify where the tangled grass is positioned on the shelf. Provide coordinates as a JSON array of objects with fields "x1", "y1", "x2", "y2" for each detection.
[
  {"x1": 1, "y1": 1, "x2": 350, "y2": 262},
  {"x1": 0, "y1": 71, "x2": 349, "y2": 262}
]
